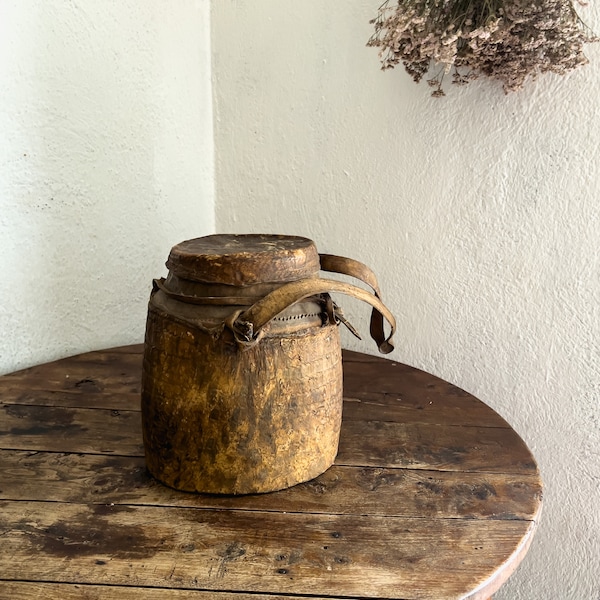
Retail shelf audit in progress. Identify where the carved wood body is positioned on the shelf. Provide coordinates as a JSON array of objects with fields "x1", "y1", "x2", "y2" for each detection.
[{"x1": 142, "y1": 295, "x2": 343, "y2": 494}]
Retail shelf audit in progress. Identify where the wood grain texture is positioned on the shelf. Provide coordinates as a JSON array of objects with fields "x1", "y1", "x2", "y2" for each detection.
[
  {"x1": 0, "y1": 582, "x2": 333, "y2": 600},
  {"x1": 165, "y1": 234, "x2": 320, "y2": 285},
  {"x1": 142, "y1": 302, "x2": 343, "y2": 494},
  {"x1": 0, "y1": 404, "x2": 535, "y2": 473},
  {"x1": 0, "y1": 404, "x2": 144, "y2": 455},
  {"x1": 0, "y1": 500, "x2": 534, "y2": 599},
  {"x1": 0, "y1": 346, "x2": 542, "y2": 600},
  {"x1": 0, "y1": 450, "x2": 541, "y2": 520}
]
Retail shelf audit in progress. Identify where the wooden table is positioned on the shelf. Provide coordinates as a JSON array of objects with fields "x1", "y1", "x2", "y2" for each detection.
[{"x1": 0, "y1": 345, "x2": 542, "y2": 600}]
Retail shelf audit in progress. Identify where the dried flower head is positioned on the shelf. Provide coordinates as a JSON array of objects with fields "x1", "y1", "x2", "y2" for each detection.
[{"x1": 368, "y1": 0, "x2": 597, "y2": 96}]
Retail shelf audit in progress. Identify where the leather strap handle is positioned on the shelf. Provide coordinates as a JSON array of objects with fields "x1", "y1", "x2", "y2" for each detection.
[
  {"x1": 319, "y1": 254, "x2": 382, "y2": 295},
  {"x1": 229, "y1": 276, "x2": 395, "y2": 354},
  {"x1": 319, "y1": 254, "x2": 388, "y2": 352}
]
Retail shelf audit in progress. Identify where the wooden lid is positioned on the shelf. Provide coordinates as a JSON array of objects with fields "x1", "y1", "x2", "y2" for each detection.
[{"x1": 166, "y1": 234, "x2": 320, "y2": 286}]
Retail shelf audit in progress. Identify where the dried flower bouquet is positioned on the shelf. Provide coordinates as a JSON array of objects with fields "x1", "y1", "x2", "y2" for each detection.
[{"x1": 368, "y1": 0, "x2": 597, "y2": 96}]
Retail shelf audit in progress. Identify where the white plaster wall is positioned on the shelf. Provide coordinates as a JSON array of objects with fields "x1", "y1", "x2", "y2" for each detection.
[
  {"x1": 0, "y1": 0, "x2": 214, "y2": 375},
  {"x1": 212, "y1": 2, "x2": 600, "y2": 598}
]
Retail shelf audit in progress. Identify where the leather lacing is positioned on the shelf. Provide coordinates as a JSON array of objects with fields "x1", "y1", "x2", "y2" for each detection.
[{"x1": 272, "y1": 312, "x2": 322, "y2": 322}]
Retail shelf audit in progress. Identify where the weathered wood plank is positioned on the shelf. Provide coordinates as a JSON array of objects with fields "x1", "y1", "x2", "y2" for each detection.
[
  {"x1": 0, "y1": 582, "x2": 329, "y2": 600},
  {"x1": 0, "y1": 404, "x2": 144, "y2": 456},
  {"x1": 0, "y1": 387, "x2": 507, "y2": 432},
  {"x1": 0, "y1": 500, "x2": 536, "y2": 600},
  {"x1": 340, "y1": 349, "x2": 386, "y2": 362},
  {"x1": 0, "y1": 386, "x2": 508, "y2": 434},
  {"x1": 0, "y1": 388, "x2": 141, "y2": 411},
  {"x1": 338, "y1": 419, "x2": 538, "y2": 473},
  {"x1": 340, "y1": 353, "x2": 512, "y2": 428},
  {"x1": 0, "y1": 350, "x2": 143, "y2": 395},
  {"x1": 340, "y1": 356, "x2": 503, "y2": 420},
  {"x1": 342, "y1": 394, "x2": 510, "y2": 427},
  {"x1": 0, "y1": 346, "x2": 508, "y2": 429},
  {"x1": 105, "y1": 344, "x2": 144, "y2": 354},
  {"x1": 0, "y1": 403, "x2": 535, "y2": 474},
  {"x1": 0, "y1": 387, "x2": 509, "y2": 432},
  {"x1": 0, "y1": 450, "x2": 542, "y2": 521}
]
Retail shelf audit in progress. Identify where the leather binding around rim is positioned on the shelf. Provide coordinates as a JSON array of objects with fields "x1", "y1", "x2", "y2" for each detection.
[{"x1": 153, "y1": 253, "x2": 396, "y2": 354}]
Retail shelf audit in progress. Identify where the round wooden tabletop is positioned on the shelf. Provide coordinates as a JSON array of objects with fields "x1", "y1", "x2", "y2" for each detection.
[{"x1": 0, "y1": 346, "x2": 542, "y2": 600}]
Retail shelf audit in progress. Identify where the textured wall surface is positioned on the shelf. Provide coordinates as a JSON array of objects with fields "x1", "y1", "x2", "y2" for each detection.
[
  {"x1": 212, "y1": 2, "x2": 600, "y2": 598},
  {"x1": 0, "y1": 0, "x2": 214, "y2": 374}
]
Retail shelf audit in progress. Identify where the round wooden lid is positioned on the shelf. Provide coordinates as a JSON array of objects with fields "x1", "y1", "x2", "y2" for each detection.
[{"x1": 166, "y1": 234, "x2": 320, "y2": 286}]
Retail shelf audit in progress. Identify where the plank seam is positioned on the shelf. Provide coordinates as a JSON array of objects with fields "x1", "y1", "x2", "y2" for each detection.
[
  {"x1": 0, "y1": 576, "x2": 467, "y2": 600},
  {"x1": 0, "y1": 498, "x2": 540, "y2": 523}
]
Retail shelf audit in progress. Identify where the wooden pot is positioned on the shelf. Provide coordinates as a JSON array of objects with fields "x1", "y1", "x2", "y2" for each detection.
[{"x1": 141, "y1": 234, "x2": 395, "y2": 494}]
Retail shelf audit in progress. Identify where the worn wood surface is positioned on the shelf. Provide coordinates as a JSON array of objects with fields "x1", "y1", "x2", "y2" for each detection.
[
  {"x1": 142, "y1": 302, "x2": 343, "y2": 494},
  {"x1": 165, "y1": 234, "x2": 320, "y2": 285},
  {"x1": 0, "y1": 346, "x2": 542, "y2": 600}
]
